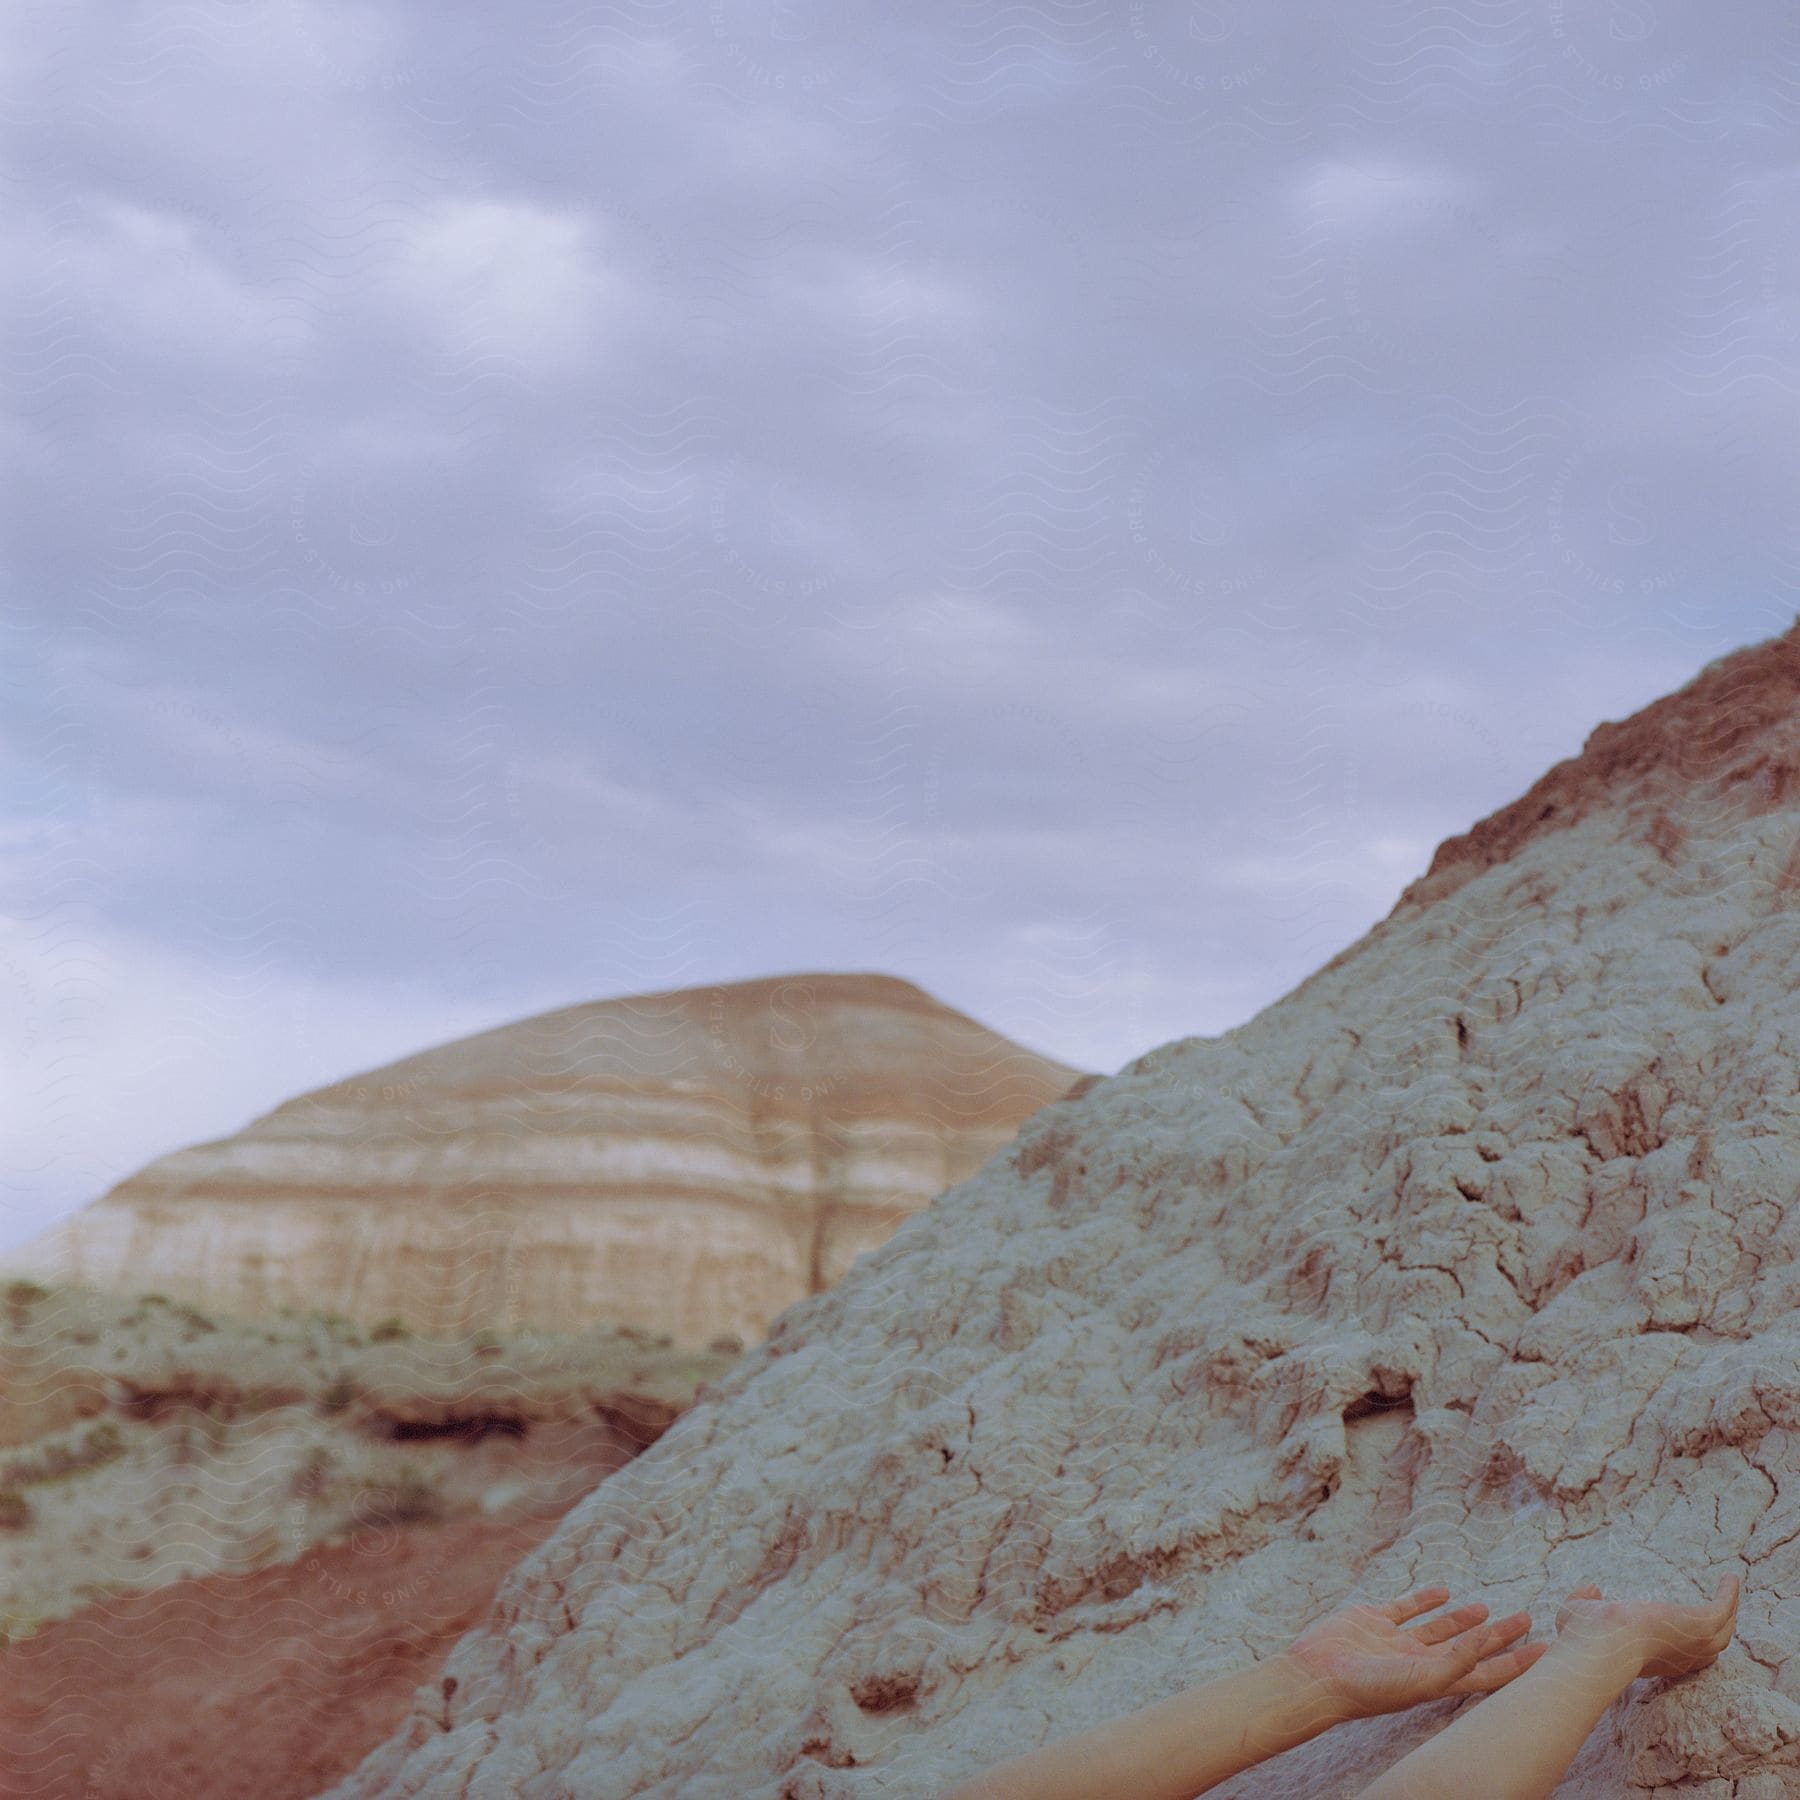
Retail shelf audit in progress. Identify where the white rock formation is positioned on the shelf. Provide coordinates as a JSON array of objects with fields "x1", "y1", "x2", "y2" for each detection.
[
  {"x1": 324, "y1": 619, "x2": 1800, "y2": 1798},
  {"x1": 4, "y1": 974, "x2": 1087, "y2": 1350}
]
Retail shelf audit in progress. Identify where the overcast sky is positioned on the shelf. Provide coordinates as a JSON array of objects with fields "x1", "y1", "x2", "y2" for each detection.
[{"x1": 3, "y1": 2, "x2": 1798, "y2": 1250}]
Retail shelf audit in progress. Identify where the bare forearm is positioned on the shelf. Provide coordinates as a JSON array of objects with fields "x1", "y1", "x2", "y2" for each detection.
[
  {"x1": 941, "y1": 1653, "x2": 1351, "y2": 1800},
  {"x1": 1351, "y1": 1635, "x2": 1642, "y2": 1800}
]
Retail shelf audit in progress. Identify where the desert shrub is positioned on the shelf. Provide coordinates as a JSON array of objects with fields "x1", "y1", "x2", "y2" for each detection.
[
  {"x1": 370, "y1": 1317, "x2": 410, "y2": 1343},
  {"x1": 0, "y1": 1490, "x2": 31, "y2": 1531},
  {"x1": 85, "y1": 1422, "x2": 123, "y2": 1460},
  {"x1": 290, "y1": 1447, "x2": 333, "y2": 1500},
  {"x1": 5, "y1": 1420, "x2": 129, "y2": 1488},
  {"x1": 4, "y1": 1281, "x2": 47, "y2": 1308},
  {"x1": 364, "y1": 1464, "x2": 441, "y2": 1525},
  {"x1": 392, "y1": 1464, "x2": 440, "y2": 1522},
  {"x1": 320, "y1": 1378, "x2": 357, "y2": 1414}
]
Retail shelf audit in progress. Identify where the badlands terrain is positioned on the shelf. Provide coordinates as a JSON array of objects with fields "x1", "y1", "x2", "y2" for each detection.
[
  {"x1": 0, "y1": 976, "x2": 1083, "y2": 1796},
  {"x1": 0, "y1": 1281, "x2": 735, "y2": 1799},
  {"x1": 3, "y1": 973, "x2": 1087, "y2": 1348},
  {"x1": 321, "y1": 619, "x2": 1800, "y2": 1797}
]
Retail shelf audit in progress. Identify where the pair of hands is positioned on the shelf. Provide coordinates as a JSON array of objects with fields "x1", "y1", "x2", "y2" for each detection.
[{"x1": 1283, "y1": 1572, "x2": 1741, "y2": 1720}]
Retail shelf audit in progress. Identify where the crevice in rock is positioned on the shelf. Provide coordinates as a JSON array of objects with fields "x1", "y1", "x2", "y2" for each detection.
[{"x1": 1343, "y1": 1389, "x2": 1416, "y2": 1425}]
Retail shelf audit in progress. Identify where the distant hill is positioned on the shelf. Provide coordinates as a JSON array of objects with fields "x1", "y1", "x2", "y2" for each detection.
[{"x1": 2, "y1": 972, "x2": 1089, "y2": 1348}]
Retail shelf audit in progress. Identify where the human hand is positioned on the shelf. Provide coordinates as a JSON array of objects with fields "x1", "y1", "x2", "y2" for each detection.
[
  {"x1": 1553, "y1": 1573, "x2": 1740, "y2": 1682},
  {"x1": 1284, "y1": 1583, "x2": 1546, "y2": 1720}
]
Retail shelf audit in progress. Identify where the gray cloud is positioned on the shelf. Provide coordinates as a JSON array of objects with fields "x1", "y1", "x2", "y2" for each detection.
[{"x1": 3, "y1": 0, "x2": 1798, "y2": 1242}]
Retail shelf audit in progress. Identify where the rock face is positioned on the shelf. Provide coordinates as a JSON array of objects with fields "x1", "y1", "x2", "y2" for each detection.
[
  {"x1": 3, "y1": 974, "x2": 1087, "y2": 1349},
  {"x1": 327, "y1": 620, "x2": 1800, "y2": 1799}
]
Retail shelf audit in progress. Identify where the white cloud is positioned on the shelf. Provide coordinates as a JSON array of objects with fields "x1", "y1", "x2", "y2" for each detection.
[
  {"x1": 383, "y1": 197, "x2": 632, "y2": 370},
  {"x1": 23, "y1": 198, "x2": 285, "y2": 362},
  {"x1": 0, "y1": 913, "x2": 538, "y2": 1255},
  {"x1": 1289, "y1": 157, "x2": 1477, "y2": 234}
]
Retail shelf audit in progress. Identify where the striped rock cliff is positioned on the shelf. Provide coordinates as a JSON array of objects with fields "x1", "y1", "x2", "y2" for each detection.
[
  {"x1": 2, "y1": 974, "x2": 1088, "y2": 1350},
  {"x1": 330, "y1": 618, "x2": 1800, "y2": 1798}
]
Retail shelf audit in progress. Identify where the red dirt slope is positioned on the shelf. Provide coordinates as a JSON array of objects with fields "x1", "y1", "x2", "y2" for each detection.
[{"x1": 0, "y1": 1500, "x2": 580, "y2": 1800}]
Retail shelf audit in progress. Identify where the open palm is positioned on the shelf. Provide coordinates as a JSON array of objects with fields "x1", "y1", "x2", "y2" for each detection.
[
  {"x1": 1555, "y1": 1573, "x2": 1739, "y2": 1680},
  {"x1": 1286, "y1": 1584, "x2": 1546, "y2": 1719}
]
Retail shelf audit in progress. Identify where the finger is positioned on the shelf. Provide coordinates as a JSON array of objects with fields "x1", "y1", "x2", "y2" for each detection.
[
  {"x1": 1450, "y1": 1641, "x2": 1547, "y2": 1696},
  {"x1": 1461, "y1": 1614, "x2": 1531, "y2": 1661},
  {"x1": 1682, "y1": 1577, "x2": 1740, "y2": 1628},
  {"x1": 1410, "y1": 1601, "x2": 1489, "y2": 1646},
  {"x1": 1382, "y1": 1585, "x2": 1451, "y2": 1625},
  {"x1": 1440, "y1": 1616, "x2": 1530, "y2": 1682},
  {"x1": 1556, "y1": 1584, "x2": 1600, "y2": 1622},
  {"x1": 1477, "y1": 1612, "x2": 1532, "y2": 1646},
  {"x1": 1447, "y1": 1639, "x2": 1549, "y2": 1696}
]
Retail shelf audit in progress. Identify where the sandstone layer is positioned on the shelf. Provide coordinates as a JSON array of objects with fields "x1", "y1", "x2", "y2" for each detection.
[
  {"x1": 2, "y1": 974, "x2": 1086, "y2": 1349},
  {"x1": 331, "y1": 619, "x2": 1800, "y2": 1798}
]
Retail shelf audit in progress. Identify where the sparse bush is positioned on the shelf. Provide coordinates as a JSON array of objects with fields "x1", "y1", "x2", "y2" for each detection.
[
  {"x1": 393, "y1": 1464, "x2": 439, "y2": 1522},
  {"x1": 0, "y1": 1490, "x2": 31, "y2": 1531},
  {"x1": 290, "y1": 1447, "x2": 333, "y2": 1501},
  {"x1": 370, "y1": 1317, "x2": 410, "y2": 1343},
  {"x1": 3, "y1": 1419, "x2": 129, "y2": 1488},
  {"x1": 4, "y1": 1281, "x2": 47, "y2": 1308},
  {"x1": 320, "y1": 1378, "x2": 357, "y2": 1414},
  {"x1": 363, "y1": 1464, "x2": 441, "y2": 1525},
  {"x1": 85, "y1": 1422, "x2": 123, "y2": 1460}
]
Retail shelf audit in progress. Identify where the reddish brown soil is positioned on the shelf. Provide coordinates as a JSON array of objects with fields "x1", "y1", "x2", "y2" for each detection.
[
  {"x1": 1390, "y1": 616, "x2": 1800, "y2": 916},
  {"x1": 0, "y1": 1502, "x2": 579, "y2": 1800}
]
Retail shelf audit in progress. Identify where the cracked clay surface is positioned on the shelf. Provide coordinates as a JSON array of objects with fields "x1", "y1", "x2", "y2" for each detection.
[{"x1": 324, "y1": 621, "x2": 1800, "y2": 1798}]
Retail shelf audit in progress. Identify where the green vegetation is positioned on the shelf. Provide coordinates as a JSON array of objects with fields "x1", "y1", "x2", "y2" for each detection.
[{"x1": 2, "y1": 1420, "x2": 127, "y2": 1490}]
